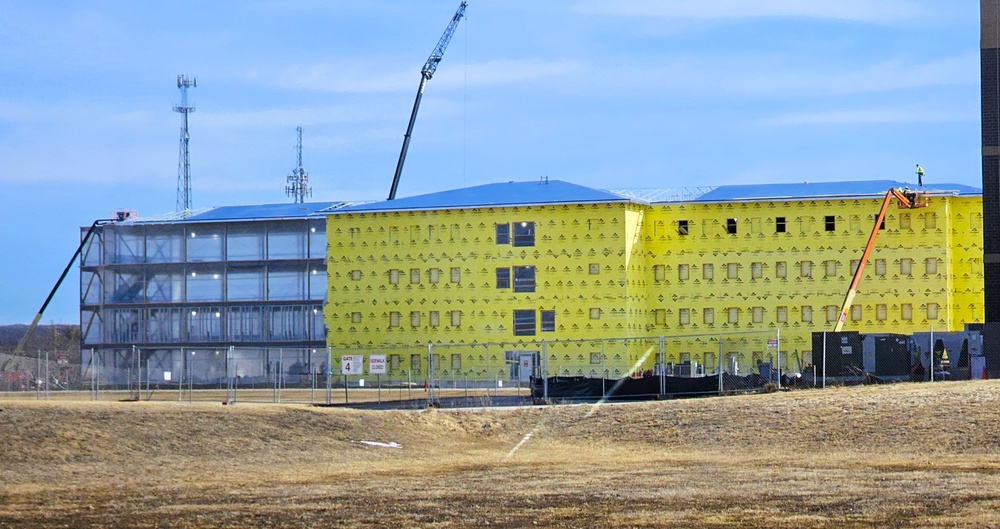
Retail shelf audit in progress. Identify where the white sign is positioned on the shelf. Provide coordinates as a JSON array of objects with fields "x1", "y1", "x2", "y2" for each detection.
[
  {"x1": 369, "y1": 354, "x2": 387, "y2": 375},
  {"x1": 841, "y1": 346, "x2": 853, "y2": 356},
  {"x1": 767, "y1": 339, "x2": 778, "y2": 349},
  {"x1": 163, "y1": 371, "x2": 171, "y2": 381},
  {"x1": 341, "y1": 355, "x2": 363, "y2": 375}
]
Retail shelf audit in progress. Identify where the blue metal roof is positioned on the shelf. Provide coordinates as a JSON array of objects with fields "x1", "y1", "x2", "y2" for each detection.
[
  {"x1": 186, "y1": 202, "x2": 347, "y2": 221},
  {"x1": 338, "y1": 180, "x2": 631, "y2": 213},
  {"x1": 691, "y1": 180, "x2": 981, "y2": 202}
]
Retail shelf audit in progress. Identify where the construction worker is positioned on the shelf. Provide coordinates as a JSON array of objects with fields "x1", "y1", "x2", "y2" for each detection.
[{"x1": 916, "y1": 164, "x2": 924, "y2": 187}]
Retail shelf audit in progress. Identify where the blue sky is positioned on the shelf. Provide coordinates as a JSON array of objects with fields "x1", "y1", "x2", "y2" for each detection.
[{"x1": 0, "y1": 0, "x2": 981, "y2": 325}]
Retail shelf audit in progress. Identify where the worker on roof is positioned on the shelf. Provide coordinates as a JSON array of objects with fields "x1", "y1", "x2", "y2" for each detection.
[{"x1": 916, "y1": 164, "x2": 924, "y2": 187}]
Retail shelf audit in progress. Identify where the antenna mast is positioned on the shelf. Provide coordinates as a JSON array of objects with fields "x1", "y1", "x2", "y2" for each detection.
[
  {"x1": 174, "y1": 74, "x2": 197, "y2": 213},
  {"x1": 286, "y1": 126, "x2": 312, "y2": 203}
]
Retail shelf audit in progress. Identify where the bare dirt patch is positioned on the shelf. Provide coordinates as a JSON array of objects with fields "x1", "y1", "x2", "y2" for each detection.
[{"x1": 1, "y1": 381, "x2": 999, "y2": 527}]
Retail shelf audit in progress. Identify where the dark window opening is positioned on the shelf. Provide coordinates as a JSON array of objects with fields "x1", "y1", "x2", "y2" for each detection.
[
  {"x1": 776, "y1": 217, "x2": 786, "y2": 233},
  {"x1": 495, "y1": 267, "x2": 511, "y2": 289},
  {"x1": 541, "y1": 310, "x2": 555, "y2": 332},
  {"x1": 678, "y1": 220, "x2": 689, "y2": 236},
  {"x1": 513, "y1": 310, "x2": 536, "y2": 336},
  {"x1": 513, "y1": 266, "x2": 536, "y2": 292},
  {"x1": 726, "y1": 218, "x2": 737, "y2": 234},
  {"x1": 512, "y1": 221, "x2": 535, "y2": 247},
  {"x1": 825, "y1": 215, "x2": 836, "y2": 232},
  {"x1": 495, "y1": 223, "x2": 510, "y2": 245}
]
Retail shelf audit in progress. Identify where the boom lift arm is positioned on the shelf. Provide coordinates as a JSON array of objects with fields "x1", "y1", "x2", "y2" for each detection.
[
  {"x1": 13, "y1": 219, "x2": 109, "y2": 356},
  {"x1": 833, "y1": 188, "x2": 926, "y2": 332},
  {"x1": 387, "y1": 1, "x2": 467, "y2": 200}
]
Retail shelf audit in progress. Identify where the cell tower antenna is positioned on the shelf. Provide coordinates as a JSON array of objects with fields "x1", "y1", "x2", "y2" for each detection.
[
  {"x1": 286, "y1": 126, "x2": 312, "y2": 203},
  {"x1": 174, "y1": 74, "x2": 197, "y2": 213}
]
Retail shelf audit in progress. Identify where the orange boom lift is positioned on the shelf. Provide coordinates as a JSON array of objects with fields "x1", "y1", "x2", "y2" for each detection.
[{"x1": 833, "y1": 188, "x2": 928, "y2": 332}]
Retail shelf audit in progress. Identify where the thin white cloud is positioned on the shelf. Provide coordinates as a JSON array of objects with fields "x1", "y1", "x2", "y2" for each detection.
[
  {"x1": 758, "y1": 105, "x2": 976, "y2": 126},
  {"x1": 572, "y1": 0, "x2": 931, "y2": 24}
]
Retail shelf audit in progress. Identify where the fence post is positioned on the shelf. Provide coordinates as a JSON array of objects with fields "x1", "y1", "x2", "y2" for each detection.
[
  {"x1": 718, "y1": 335, "x2": 724, "y2": 395},
  {"x1": 776, "y1": 328, "x2": 781, "y2": 390},
  {"x1": 542, "y1": 340, "x2": 548, "y2": 401},
  {"x1": 45, "y1": 350, "x2": 50, "y2": 401},
  {"x1": 326, "y1": 347, "x2": 332, "y2": 406},
  {"x1": 36, "y1": 349, "x2": 41, "y2": 401},
  {"x1": 929, "y1": 325, "x2": 934, "y2": 382},
  {"x1": 601, "y1": 339, "x2": 606, "y2": 398},
  {"x1": 659, "y1": 335, "x2": 665, "y2": 396},
  {"x1": 427, "y1": 343, "x2": 434, "y2": 405},
  {"x1": 822, "y1": 331, "x2": 827, "y2": 389}
]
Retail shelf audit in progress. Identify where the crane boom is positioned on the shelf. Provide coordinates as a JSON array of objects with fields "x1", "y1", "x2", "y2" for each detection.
[
  {"x1": 833, "y1": 188, "x2": 924, "y2": 332},
  {"x1": 13, "y1": 219, "x2": 109, "y2": 356},
  {"x1": 387, "y1": 1, "x2": 467, "y2": 201}
]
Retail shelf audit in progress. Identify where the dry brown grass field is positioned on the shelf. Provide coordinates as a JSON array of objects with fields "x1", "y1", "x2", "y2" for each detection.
[{"x1": 2, "y1": 381, "x2": 1000, "y2": 528}]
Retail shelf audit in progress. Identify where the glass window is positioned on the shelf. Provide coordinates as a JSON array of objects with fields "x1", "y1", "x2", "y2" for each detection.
[
  {"x1": 496, "y1": 268, "x2": 511, "y2": 289},
  {"x1": 187, "y1": 267, "x2": 223, "y2": 302},
  {"x1": 726, "y1": 218, "x2": 737, "y2": 234},
  {"x1": 450, "y1": 311, "x2": 462, "y2": 327},
  {"x1": 876, "y1": 304, "x2": 887, "y2": 321},
  {"x1": 495, "y1": 223, "x2": 510, "y2": 244},
  {"x1": 227, "y1": 226, "x2": 264, "y2": 261},
  {"x1": 875, "y1": 259, "x2": 886, "y2": 276},
  {"x1": 430, "y1": 311, "x2": 440, "y2": 327},
  {"x1": 590, "y1": 308, "x2": 601, "y2": 319},
  {"x1": 775, "y1": 217, "x2": 786, "y2": 233},
  {"x1": 450, "y1": 267, "x2": 461, "y2": 283},
  {"x1": 146, "y1": 271, "x2": 183, "y2": 303},
  {"x1": 411, "y1": 354, "x2": 421, "y2": 372},
  {"x1": 389, "y1": 269, "x2": 400, "y2": 285},
  {"x1": 751, "y1": 262, "x2": 762, "y2": 279},
  {"x1": 677, "y1": 220, "x2": 689, "y2": 235},
  {"x1": 825, "y1": 261, "x2": 837, "y2": 277},
  {"x1": 900, "y1": 258, "x2": 912, "y2": 276},
  {"x1": 268, "y1": 265, "x2": 306, "y2": 300},
  {"x1": 266, "y1": 227, "x2": 307, "y2": 259},
  {"x1": 654, "y1": 309, "x2": 666, "y2": 325},
  {"x1": 309, "y1": 267, "x2": 325, "y2": 300},
  {"x1": 703, "y1": 263, "x2": 714, "y2": 280},
  {"x1": 186, "y1": 228, "x2": 223, "y2": 262},
  {"x1": 775, "y1": 261, "x2": 786, "y2": 278},
  {"x1": 308, "y1": 222, "x2": 326, "y2": 258},
  {"x1": 541, "y1": 310, "x2": 555, "y2": 332},
  {"x1": 727, "y1": 308, "x2": 738, "y2": 324},
  {"x1": 727, "y1": 263, "x2": 738, "y2": 280},
  {"x1": 352, "y1": 312, "x2": 362, "y2": 323},
  {"x1": 927, "y1": 303, "x2": 939, "y2": 320},
  {"x1": 513, "y1": 310, "x2": 536, "y2": 336},
  {"x1": 679, "y1": 308, "x2": 690, "y2": 325},
  {"x1": 825, "y1": 215, "x2": 836, "y2": 232},
  {"x1": 703, "y1": 308, "x2": 714, "y2": 325},
  {"x1": 851, "y1": 305, "x2": 862, "y2": 321},
  {"x1": 801, "y1": 306, "x2": 813, "y2": 323},
  {"x1": 589, "y1": 263, "x2": 600, "y2": 275},
  {"x1": 752, "y1": 307, "x2": 763, "y2": 323},
  {"x1": 268, "y1": 306, "x2": 308, "y2": 341},
  {"x1": 512, "y1": 221, "x2": 535, "y2": 247},
  {"x1": 654, "y1": 265, "x2": 665, "y2": 282},
  {"x1": 925, "y1": 258, "x2": 937, "y2": 275},
  {"x1": 389, "y1": 311, "x2": 400, "y2": 327},
  {"x1": 350, "y1": 270, "x2": 362, "y2": 281},
  {"x1": 187, "y1": 307, "x2": 223, "y2": 342},
  {"x1": 901, "y1": 303, "x2": 913, "y2": 321},
  {"x1": 513, "y1": 266, "x2": 536, "y2": 293},
  {"x1": 146, "y1": 227, "x2": 184, "y2": 263},
  {"x1": 108, "y1": 227, "x2": 145, "y2": 264},
  {"x1": 826, "y1": 305, "x2": 838, "y2": 323},
  {"x1": 776, "y1": 306, "x2": 787, "y2": 323},
  {"x1": 678, "y1": 264, "x2": 689, "y2": 281},
  {"x1": 228, "y1": 267, "x2": 264, "y2": 301},
  {"x1": 227, "y1": 306, "x2": 263, "y2": 341},
  {"x1": 800, "y1": 261, "x2": 812, "y2": 278},
  {"x1": 410, "y1": 311, "x2": 420, "y2": 327},
  {"x1": 410, "y1": 268, "x2": 420, "y2": 284},
  {"x1": 428, "y1": 268, "x2": 440, "y2": 284}
]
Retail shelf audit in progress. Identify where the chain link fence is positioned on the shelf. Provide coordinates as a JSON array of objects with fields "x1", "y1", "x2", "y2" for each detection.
[{"x1": 0, "y1": 328, "x2": 835, "y2": 404}]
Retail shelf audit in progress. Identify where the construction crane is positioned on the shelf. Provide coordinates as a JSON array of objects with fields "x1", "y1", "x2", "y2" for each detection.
[
  {"x1": 387, "y1": 1, "x2": 467, "y2": 200},
  {"x1": 13, "y1": 218, "x2": 111, "y2": 356},
  {"x1": 833, "y1": 187, "x2": 928, "y2": 332}
]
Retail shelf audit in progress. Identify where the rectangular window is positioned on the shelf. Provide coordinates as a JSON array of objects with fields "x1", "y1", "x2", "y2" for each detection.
[
  {"x1": 826, "y1": 305, "x2": 838, "y2": 323},
  {"x1": 389, "y1": 311, "x2": 400, "y2": 327},
  {"x1": 927, "y1": 303, "x2": 939, "y2": 320},
  {"x1": 410, "y1": 354, "x2": 421, "y2": 372},
  {"x1": 450, "y1": 311, "x2": 461, "y2": 327},
  {"x1": 450, "y1": 267, "x2": 461, "y2": 283},
  {"x1": 925, "y1": 213, "x2": 937, "y2": 230},
  {"x1": 776, "y1": 306, "x2": 787, "y2": 323},
  {"x1": 727, "y1": 263, "x2": 738, "y2": 280},
  {"x1": 495, "y1": 223, "x2": 510, "y2": 245},
  {"x1": 775, "y1": 261, "x2": 786, "y2": 278},
  {"x1": 703, "y1": 263, "x2": 714, "y2": 280},
  {"x1": 876, "y1": 304, "x2": 887, "y2": 321},
  {"x1": 727, "y1": 308, "x2": 739, "y2": 324},
  {"x1": 430, "y1": 311, "x2": 440, "y2": 327},
  {"x1": 801, "y1": 306, "x2": 813, "y2": 323},
  {"x1": 410, "y1": 311, "x2": 420, "y2": 327},
  {"x1": 752, "y1": 307, "x2": 763, "y2": 324},
  {"x1": 900, "y1": 213, "x2": 911, "y2": 230},
  {"x1": 590, "y1": 353, "x2": 601, "y2": 365},
  {"x1": 451, "y1": 354, "x2": 462, "y2": 370},
  {"x1": 900, "y1": 258, "x2": 912, "y2": 276},
  {"x1": 703, "y1": 308, "x2": 714, "y2": 325},
  {"x1": 850, "y1": 260, "x2": 860, "y2": 276},
  {"x1": 350, "y1": 270, "x2": 362, "y2": 281},
  {"x1": 390, "y1": 354, "x2": 400, "y2": 371},
  {"x1": 428, "y1": 268, "x2": 440, "y2": 284},
  {"x1": 825, "y1": 215, "x2": 836, "y2": 232},
  {"x1": 851, "y1": 305, "x2": 862, "y2": 321},
  {"x1": 751, "y1": 262, "x2": 763, "y2": 279},
  {"x1": 654, "y1": 308, "x2": 666, "y2": 325},
  {"x1": 513, "y1": 266, "x2": 536, "y2": 293},
  {"x1": 925, "y1": 258, "x2": 937, "y2": 275},
  {"x1": 901, "y1": 303, "x2": 913, "y2": 321},
  {"x1": 513, "y1": 309, "x2": 536, "y2": 336},
  {"x1": 678, "y1": 264, "x2": 689, "y2": 281},
  {"x1": 875, "y1": 259, "x2": 886, "y2": 276},
  {"x1": 351, "y1": 312, "x2": 362, "y2": 323},
  {"x1": 389, "y1": 269, "x2": 400, "y2": 285},
  {"x1": 679, "y1": 308, "x2": 690, "y2": 325},
  {"x1": 775, "y1": 217, "x2": 786, "y2": 233},
  {"x1": 410, "y1": 268, "x2": 420, "y2": 284},
  {"x1": 590, "y1": 308, "x2": 601, "y2": 320},
  {"x1": 726, "y1": 218, "x2": 737, "y2": 234},
  {"x1": 541, "y1": 310, "x2": 555, "y2": 332},
  {"x1": 800, "y1": 261, "x2": 812, "y2": 278},
  {"x1": 653, "y1": 265, "x2": 665, "y2": 282},
  {"x1": 678, "y1": 220, "x2": 689, "y2": 235},
  {"x1": 825, "y1": 261, "x2": 837, "y2": 277},
  {"x1": 496, "y1": 267, "x2": 511, "y2": 289},
  {"x1": 512, "y1": 221, "x2": 535, "y2": 247},
  {"x1": 589, "y1": 263, "x2": 600, "y2": 275}
]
